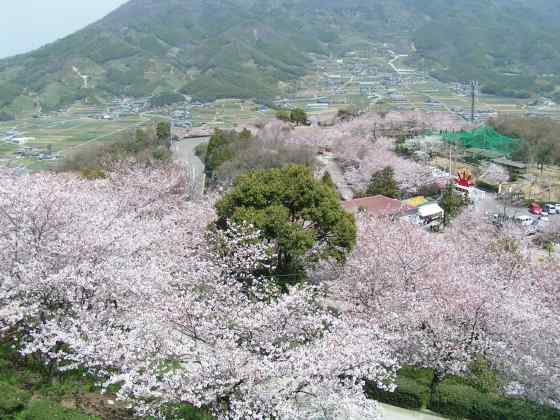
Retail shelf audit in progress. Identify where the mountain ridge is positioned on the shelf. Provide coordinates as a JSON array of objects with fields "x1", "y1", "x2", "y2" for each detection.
[{"x1": 1, "y1": 0, "x2": 559, "y2": 113}]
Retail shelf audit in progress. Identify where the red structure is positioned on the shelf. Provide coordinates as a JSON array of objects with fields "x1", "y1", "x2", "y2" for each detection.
[
  {"x1": 529, "y1": 203, "x2": 544, "y2": 216},
  {"x1": 455, "y1": 168, "x2": 475, "y2": 188}
]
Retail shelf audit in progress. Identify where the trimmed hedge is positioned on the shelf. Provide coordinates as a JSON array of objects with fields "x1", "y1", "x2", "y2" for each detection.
[
  {"x1": 0, "y1": 381, "x2": 31, "y2": 415},
  {"x1": 366, "y1": 371, "x2": 432, "y2": 410},
  {"x1": 19, "y1": 400, "x2": 101, "y2": 420},
  {"x1": 399, "y1": 366, "x2": 435, "y2": 386},
  {"x1": 429, "y1": 380, "x2": 560, "y2": 420},
  {"x1": 476, "y1": 179, "x2": 499, "y2": 193}
]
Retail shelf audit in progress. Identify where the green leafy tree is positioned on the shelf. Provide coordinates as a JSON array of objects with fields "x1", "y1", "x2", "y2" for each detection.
[
  {"x1": 366, "y1": 166, "x2": 400, "y2": 198},
  {"x1": 439, "y1": 184, "x2": 467, "y2": 225},
  {"x1": 290, "y1": 108, "x2": 308, "y2": 126},
  {"x1": 275, "y1": 110, "x2": 291, "y2": 122},
  {"x1": 204, "y1": 129, "x2": 237, "y2": 179},
  {"x1": 215, "y1": 165, "x2": 357, "y2": 283},
  {"x1": 156, "y1": 121, "x2": 171, "y2": 146},
  {"x1": 322, "y1": 171, "x2": 337, "y2": 192}
]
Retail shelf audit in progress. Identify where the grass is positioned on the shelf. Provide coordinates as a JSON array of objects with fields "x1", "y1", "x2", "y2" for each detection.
[
  {"x1": 0, "y1": 336, "x2": 214, "y2": 420},
  {"x1": 0, "y1": 113, "x2": 151, "y2": 170}
]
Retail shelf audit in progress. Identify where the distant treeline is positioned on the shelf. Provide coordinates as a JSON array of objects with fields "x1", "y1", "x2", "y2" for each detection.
[{"x1": 489, "y1": 116, "x2": 560, "y2": 165}]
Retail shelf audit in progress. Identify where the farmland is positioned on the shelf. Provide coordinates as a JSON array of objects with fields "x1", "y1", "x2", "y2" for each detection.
[
  {"x1": 0, "y1": 106, "x2": 151, "y2": 170},
  {"x1": 2, "y1": 43, "x2": 560, "y2": 171}
]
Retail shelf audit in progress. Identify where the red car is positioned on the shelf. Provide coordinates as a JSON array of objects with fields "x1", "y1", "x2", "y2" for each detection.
[{"x1": 529, "y1": 203, "x2": 543, "y2": 215}]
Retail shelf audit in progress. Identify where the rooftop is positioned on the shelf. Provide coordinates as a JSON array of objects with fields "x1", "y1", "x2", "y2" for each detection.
[{"x1": 343, "y1": 195, "x2": 415, "y2": 217}]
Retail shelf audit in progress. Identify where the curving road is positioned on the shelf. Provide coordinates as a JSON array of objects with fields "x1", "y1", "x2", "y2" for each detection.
[
  {"x1": 379, "y1": 403, "x2": 447, "y2": 420},
  {"x1": 171, "y1": 137, "x2": 209, "y2": 200}
]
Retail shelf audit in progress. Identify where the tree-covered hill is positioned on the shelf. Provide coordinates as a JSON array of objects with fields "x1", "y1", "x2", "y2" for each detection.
[{"x1": 1, "y1": 0, "x2": 559, "y2": 113}]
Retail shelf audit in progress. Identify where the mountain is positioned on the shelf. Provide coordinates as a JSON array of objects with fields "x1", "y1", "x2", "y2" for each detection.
[{"x1": 1, "y1": 0, "x2": 559, "y2": 113}]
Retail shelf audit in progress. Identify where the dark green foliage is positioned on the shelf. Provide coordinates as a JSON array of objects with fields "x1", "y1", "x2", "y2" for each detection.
[
  {"x1": 275, "y1": 110, "x2": 291, "y2": 122},
  {"x1": 157, "y1": 121, "x2": 171, "y2": 145},
  {"x1": 399, "y1": 366, "x2": 435, "y2": 387},
  {"x1": 204, "y1": 129, "x2": 241, "y2": 179},
  {"x1": 19, "y1": 400, "x2": 100, "y2": 420},
  {"x1": 365, "y1": 166, "x2": 400, "y2": 198},
  {"x1": 204, "y1": 128, "x2": 316, "y2": 185},
  {"x1": 439, "y1": 184, "x2": 467, "y2": 225},
  {"x1": 429, "y1": 379, "x2": 560, "y2": 420},
  {"x1": 80, "y1": 168, "x2": 107, "y2": 180},
  {"x1": 0, "y1": 339, "x2": 101, "y2": 420},
  {"x1": 2, "y1": 0, "x2": 558, "y2": 108},
  {"x1": 150, "y1": 93, "x2": 185, "y2": 108},
  {"x1": 194, "y1": 143, "x2": 208, "y2": 161},
  {"x1": 60, "y1": 126, "x2": 171, "y2": 172},
  {"x1": 290, "y1": 108, "x2": 308, "y2": 126},
  {"x1": 489, "y1": 117, "x2": 560, "y2": 165},
  {"x1": 215, "y1": 165, "x2": 357, "y2": 282},
  {"x1": 322, "y1": 171, "x2": 337, "y2": 192},
  {"x1": 367, "y1": 376, "x2": 431, "y2": 410},
  {"x1": 0, "y1": 382, "x2": 31, "y2": 415},
  {"x1": 367, "y1": 366, "x2": 434, "y2": 410},
  {"x1": 366, "y1": 366, "x2": 560, "y2": 420},
  {"x1": 161, "y1": 404, "x2": 214, "y2": 420},
  {"x1": 465, "y1": 356, "x2": 502, "y2": 394},
  {"x1": 476, "y1": 179, "x2": 499, "y2": 193}
]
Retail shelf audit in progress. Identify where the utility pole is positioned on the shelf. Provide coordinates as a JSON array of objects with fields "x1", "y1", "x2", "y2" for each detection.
[{"x1": 470, "y1": 80, "x2": 479, "y2": 123}]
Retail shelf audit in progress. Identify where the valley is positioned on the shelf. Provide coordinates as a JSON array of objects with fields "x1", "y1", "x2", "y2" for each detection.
[{"x1": 2, "y1": 42, "x2": 559, "y2": 171}]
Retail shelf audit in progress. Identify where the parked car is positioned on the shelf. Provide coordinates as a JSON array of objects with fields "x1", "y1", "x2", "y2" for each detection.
[
  {"x1": 515, "y1": 215, "x2": 534, "y2": 226},
  {"x1": 529, "y1": 203, "x2": 544, "y2": 215},
  {"x1": 544, "y1": 204, "x2": 557, "y2": 215}
]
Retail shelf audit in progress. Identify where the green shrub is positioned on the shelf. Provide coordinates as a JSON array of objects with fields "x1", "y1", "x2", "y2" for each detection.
[
  {"x1": 152, "y1": 145, "x2": 172, "y2": 161},
  {"x1": 476, "y1": 179, "x2": 499, "y2": 192},
  {"x1": 367, "y1": 376, "x2": 431, "y2": 410},
  {"x1": 80, "y1": 168, "x2": 107, "y2": 180},
  {"x1": 194, "y1": 143, "x2": 208, "y2": 161},
  {"x1": 0, "y1": 382, "x2": 31, "y2": 415},
  {"x1": 275, "y1": 110, "x2": 291, "y2": 122},
  {"x1": 429, "y1": 381, "x2": 483, "y2": 419},
  {"x1": 429, "y1": 380, "x2": 560, "y2": 420},
  {"x1": 19, "y1": 400, "x2": 100, "y2": 420},
  {"x1": 466, "y1": 356, "x2": 502, "y2": 394},
  {"x1": 161, "y1": 404, "x2": 214, "y2": 420},
  {"x1": 399, "y1": 366, "x2": 435, "y2": 387}
]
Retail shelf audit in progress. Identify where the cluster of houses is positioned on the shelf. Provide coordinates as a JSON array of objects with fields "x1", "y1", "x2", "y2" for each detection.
[{"x1": 342, "y1": 194, "x2": 445, "y2": 230}]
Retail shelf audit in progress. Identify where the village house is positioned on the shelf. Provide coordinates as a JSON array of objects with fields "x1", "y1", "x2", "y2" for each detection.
[{"x1": 342, "y1": 195, "x2": 415, "y2": 218}]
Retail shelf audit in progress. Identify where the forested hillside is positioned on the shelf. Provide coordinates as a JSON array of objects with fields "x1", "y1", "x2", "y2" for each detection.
[{"x1": 1, "y1": 0, "x2": 559, "y2": 113}]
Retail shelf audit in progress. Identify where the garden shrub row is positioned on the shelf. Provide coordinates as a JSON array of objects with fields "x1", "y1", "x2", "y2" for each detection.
[
  {"x1": 476, "y1": 179, "x2": 500, "y2": 193},
  {"x1": 429, "y1": 379, "x2": 560, "y2": 420},
  {"x1": 368, "y1": 367, "x2": 560, "y2": 420},
  {"x1": 366, "y1": 367, "x2": 434, "y2": 409}
]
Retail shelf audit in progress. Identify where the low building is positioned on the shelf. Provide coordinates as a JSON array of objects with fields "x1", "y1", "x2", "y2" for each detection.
[
  {"x1": 417, "y1": 203, "x2": 445, "y2": 227},
  {"x1": 342, "y1": 195, "x2": 415, "y2": 218}
]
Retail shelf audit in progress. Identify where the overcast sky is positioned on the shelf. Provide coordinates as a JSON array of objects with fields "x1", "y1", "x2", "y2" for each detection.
[{"x1": 0, "y1": 0, "x2": 129, "y2": 59}]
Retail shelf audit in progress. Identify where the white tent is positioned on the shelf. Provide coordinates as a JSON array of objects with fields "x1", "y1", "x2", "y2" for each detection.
[{"x1": 418, "y1": 203, "x2": 444, "y2": 218}]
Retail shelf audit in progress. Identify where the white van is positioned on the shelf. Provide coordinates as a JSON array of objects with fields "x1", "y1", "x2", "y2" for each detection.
[
  {"x1": 544, "y1": 204, "x2": 557, "y2": 215},
  {"x1": 515, "y1": 215, "x2": 533, "y2": 226}
]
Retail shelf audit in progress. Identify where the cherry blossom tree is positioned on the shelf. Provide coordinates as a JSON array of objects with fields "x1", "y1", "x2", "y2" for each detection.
[
  {"x1": 278, "y1": 111, "x2": 471, "y2": 194},
  {"x1": 323, "y1": 214, "x2": 560, "y2": 407},
  {"x1": 0, "y1": 167, "x2": 397, "y2": 419}
]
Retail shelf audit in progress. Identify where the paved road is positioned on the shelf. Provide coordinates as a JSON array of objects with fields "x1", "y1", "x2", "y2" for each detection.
[
  {"x1": 379, "y1": 403, "x2": 447, "y2": 420},
  {"x1": 171, "y1": 137, "x2": 209, "y2": 199}
]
